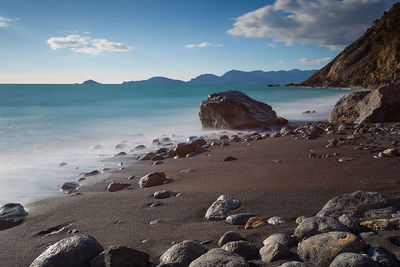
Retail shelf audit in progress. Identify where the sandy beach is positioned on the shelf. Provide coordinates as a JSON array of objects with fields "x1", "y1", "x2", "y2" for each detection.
[{"x1": 1, "y1": 122, "x2": 400, "y2": 266}]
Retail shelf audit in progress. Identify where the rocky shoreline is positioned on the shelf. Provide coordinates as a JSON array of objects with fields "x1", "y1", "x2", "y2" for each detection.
[
  {"x1": 1, "y1": 89, "x2": 400, "y2": 266},
  {"x1": 1, "y1": 118, "x2": 400, "y2": 266}
]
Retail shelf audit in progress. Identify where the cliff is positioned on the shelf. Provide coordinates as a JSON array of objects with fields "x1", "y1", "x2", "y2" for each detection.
[{"x1": 300, "y1": 3, "x2": 400, "y2": 89}]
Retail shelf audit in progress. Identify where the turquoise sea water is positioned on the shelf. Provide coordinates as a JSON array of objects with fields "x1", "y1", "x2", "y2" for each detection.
[{"x1": 0, "y1": 84, "x2": 350, "y2": 204}]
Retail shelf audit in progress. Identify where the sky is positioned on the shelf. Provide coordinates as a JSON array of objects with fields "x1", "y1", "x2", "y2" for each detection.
[{"x1": 0, "y1": 0, "x2": 397, "y2": 83}]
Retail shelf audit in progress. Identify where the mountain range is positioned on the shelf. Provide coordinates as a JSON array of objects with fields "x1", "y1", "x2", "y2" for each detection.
[{"x1": 121, "y1": 69, "x2": 317, "y2": 85}]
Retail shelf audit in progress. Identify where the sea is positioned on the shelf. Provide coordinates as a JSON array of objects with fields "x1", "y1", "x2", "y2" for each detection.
[{"x1": 0, "y1": 83, "x2": 351, "y2": 205}]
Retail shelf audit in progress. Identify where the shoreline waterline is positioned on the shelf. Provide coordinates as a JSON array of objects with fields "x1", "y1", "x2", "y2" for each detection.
[{"x1": 0, "y1": 84, "x2": 350, "y2": 204}]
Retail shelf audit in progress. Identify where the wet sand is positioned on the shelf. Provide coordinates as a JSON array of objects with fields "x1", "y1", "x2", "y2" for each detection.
[{"x1": 1, "y1": 130, "x2": 400, "y2": 266}]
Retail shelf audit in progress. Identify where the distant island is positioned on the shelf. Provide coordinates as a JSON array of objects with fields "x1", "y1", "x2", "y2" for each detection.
[
  {"x1": 122, "y1": 69, "x2": 317, "y2": 85},
  {"x1": 81, "y1": 79, "x2": 102, "y2": 85}
]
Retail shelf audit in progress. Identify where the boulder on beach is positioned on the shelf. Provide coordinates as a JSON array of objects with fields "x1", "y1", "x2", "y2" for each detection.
[
  {"x1": 199, "y1": 90, "x2": 278, "y2": 129},
  {"x1": 159, "y1": 240, "x2": 207, "y2": 266},
  {"x1": 188, "y1": 248, "x2": 248, "y2": 267},
  {"x1": 316, "y1": 190, "x2": 399, "y2": 220},
  {"x1": 30, "y1": 235, "x2": 104, "y2": 267},
  {"x1": 205, "y1": 195, "x2": 241, "y2": 221},
  {"x1": 221, "y1": 241, "x2": 258, "y2": 261},
  {"x1": 218, "y1": 231, "x2": 245, "y2": 247},
  {"x1": 138, "y1": 172, "x2": 166, "y2": 188},
  {"x1": 0, "y1": 203, "x2": 27, "y2": 230},
  {"x1": 329, "y1": 252, "x2": 379, "y2": 267},
  {"x1": 104, "y1": 245, "x2": 149, "y2": 267},
  {"x1": 329, "y1": 84, "x2": 400, "y2": 124},
  {"x1": 294, "y1": 216, "x2": 349, "y2": 240},
  {"x1": 297, "y1": 231, "x2": 367, "y2": 267}
]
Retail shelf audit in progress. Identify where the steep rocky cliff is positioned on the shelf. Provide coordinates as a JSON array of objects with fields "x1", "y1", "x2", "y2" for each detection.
[{"x1": 301, "y1": 3, "x2": 400, "y2": 89}]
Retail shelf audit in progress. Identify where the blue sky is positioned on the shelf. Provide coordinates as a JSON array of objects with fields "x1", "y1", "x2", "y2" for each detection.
[{"x1": 0, "y1": 0, "x2": 397, "y2": 83}]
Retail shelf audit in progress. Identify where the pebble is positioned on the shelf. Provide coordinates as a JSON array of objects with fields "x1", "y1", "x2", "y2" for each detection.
[
  {"x1": 150, "y1": 202, "x2": 161, "y2": 208},
  {"x1": 179, "y1": 168, "x2": 192, "y2": 173},
  {"x1": 224, "y1": 156, "x2": 237, "y2": 162},
  {"x1": 149, "y1": 220, "x2": 160, "y2": 225},
  {"x1": 338, "y1": 157, "x2": 354, "y2": 162}
]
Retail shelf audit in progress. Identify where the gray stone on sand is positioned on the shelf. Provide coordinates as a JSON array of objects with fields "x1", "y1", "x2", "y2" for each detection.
[
  {"x1": 338, "y1": 214, "x2": 360, "y2": 234},
  {"x1": 188, "y1": 248, "x2": 248, "y2": 267},
  {"x1": 329, "y1": 252, "x2": 379, "y2": 267},
  {"x1": 316, "y1": 190, "x2": 399, "y2": 220},
  {"x1": 263, "y1": 233, "x2": 297, "y2": 248},
  {"x1": 159, "y1": 240, "x2": 207, "y2": 266},
  {"x1": 90, "y1": 251, "x2": 105, "y2": 267},
  {"x1": 259, "y1": 242, "x2": 290, "y2": 263},
  {"x1": 205, "y1": 195, "x2": 241, "y2": 221},
  {"x1": 367, "y1": 246, "x2": 400, "y2": 267},
  {"x1": 267, "y1": 216, "x2": 286, "y2": 225},
  {"x1": 139, "y1": 172, "x2": 166, "y2": 188},
  {"x1": 30, "y1": 235, "x2": 104, "y2": 267},
  {"x1": 218, "y1": 231, "x2": 245, "y2": 247},
  {"x1": 297, "y1": 231, "x2": 366, "y2": 267},
  {"x1": 278, "y1": 261, "x2": 306, "y2": 267},
  {"x1": 294, "y1": 216, "x2": 349, "y2": 240},
  {"x1": 221, "y1": 241, "x2": 258, "y2": 260},
  {"x1": 0, "y1": 203, "x2": 27, "y2": 229},
  {"x1": 104, "y1": 245, "x2": 149, "y2": 267},
  {"x1": 174, "y1": 143, "x2": 196, "y2": 157},
  {"x1": 226, "y1": 213, "x2": 255, "y2": 225},
  {"x1": 154, "y1": 190, "x2": 171, "y2": 199},
  {"x1": 107, "y1": 182, "x2": 130, "y2": 192}
]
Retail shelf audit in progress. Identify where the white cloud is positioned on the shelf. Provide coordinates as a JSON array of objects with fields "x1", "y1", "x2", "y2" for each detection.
[
  {"x1": 185, "y1": 42, "x2": 222, "y2": 48},
  {"x1": 92, "y1": 39, "x2": 132, "y2": 52},
  {"x1": 0, "y1": 16, "x2": 12, "y2": 27},
  {"x1": 298, "y1": 57, "x2": 331, "y2": 65},
  {"x1": 47, "y1": 35, "x2": 90, "y2": 49},
  {"x1": 277, "y1": 60, "x2": 285, "y2": 64},
  {"x1": 227, "y1": 0, "x2": 394, "y2": 49},
  {"x1": 70, "y1": 47, "x2": 102, "y2": 56},
  {"x1": 47, "y1": 34, "x2": 132, "y2": 55}
]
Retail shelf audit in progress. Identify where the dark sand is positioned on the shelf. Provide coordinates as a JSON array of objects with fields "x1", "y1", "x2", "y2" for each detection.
[{"x1": 1, "y1": 132, "x2": 400, "y2": 266}]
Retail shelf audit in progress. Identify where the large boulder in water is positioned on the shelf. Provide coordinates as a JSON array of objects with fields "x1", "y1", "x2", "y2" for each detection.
[
  {"x1": 199, "y1": 90, "x2": 278, "y2": 129},
  {"x1": 0, "y1": 203, "x2": 27, "y2": 229},
  {"x1": 30, "y1": 235, "x2": 104, "y2": 267},
  {"x1": 329, "y1": 84, "x2": 400, "y2": 124}
]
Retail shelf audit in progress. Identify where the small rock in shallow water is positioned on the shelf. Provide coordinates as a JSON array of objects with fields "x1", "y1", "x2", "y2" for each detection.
[
  {"x1": 59, "y1": 162, "x2": 67, "y2": 167},
  {"x1": 82, "y1": 170, "x2": 100, "y2": 177},
  {"x1": 179, "y1": 168, "x2": 192, "y2": 173},
  {"x1": 127, "y1": 175, "x2": 135, "y2": 180},
  {"x1": 149, "y1": 220, "x2": 160, "y2": 225},
  {"x1": 60, "y1": 181, "x2": 79, "y2": 191}
]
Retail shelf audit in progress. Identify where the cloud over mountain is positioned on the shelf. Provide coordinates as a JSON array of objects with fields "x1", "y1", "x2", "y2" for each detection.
[
  {"x1": 47, "y1": 34, "x2": 132, "y2": 55},
  {"x1": 227, "y1": 0, "x2": 395, "y2": 49}
]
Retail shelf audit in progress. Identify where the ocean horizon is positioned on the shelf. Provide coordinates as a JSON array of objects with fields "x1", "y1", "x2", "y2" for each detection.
[{"x1": 0, "y1": 83, "x2": 349, "y2": 205}]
